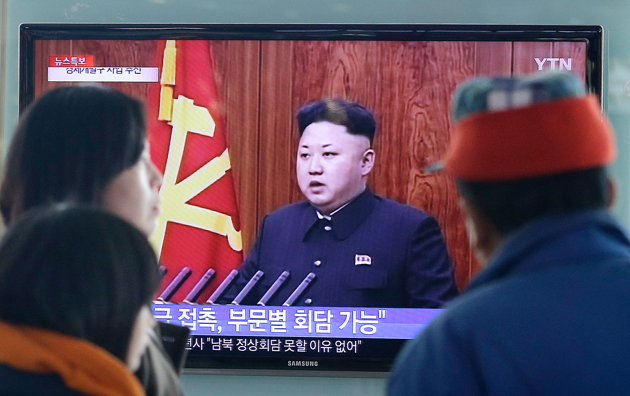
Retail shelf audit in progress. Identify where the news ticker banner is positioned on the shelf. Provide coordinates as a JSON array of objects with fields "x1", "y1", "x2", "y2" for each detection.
[
  {"x1": 152, "y1": 304, "x2": 444, "y2": 339},
  {"x1": 48, "y1": 67, "x2": 159, "y2": 82}
]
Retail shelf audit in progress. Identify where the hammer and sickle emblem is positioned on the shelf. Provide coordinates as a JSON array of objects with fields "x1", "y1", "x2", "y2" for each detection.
[{"x1": 149, "y1": 40, "x2": 243, "y2": 257}]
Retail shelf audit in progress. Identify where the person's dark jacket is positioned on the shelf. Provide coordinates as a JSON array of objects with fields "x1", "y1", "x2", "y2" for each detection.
[
  {"x1": 227, "y1": 189, "x2": 458, "y2": 307},
  {"x1": 388, "y1": 210, "x2": 630, "y2": 395},
  {"x1": 0, "y1": 364, "x2": 87, "y2": 396},
  {"x1": 0, "y1": 321, "x2": 190, "y2": 396}
]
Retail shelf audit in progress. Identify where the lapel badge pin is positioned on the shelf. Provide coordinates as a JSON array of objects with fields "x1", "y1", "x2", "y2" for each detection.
[{"x1": 355, "y1": 254, "x2": 372, "y2": 266}]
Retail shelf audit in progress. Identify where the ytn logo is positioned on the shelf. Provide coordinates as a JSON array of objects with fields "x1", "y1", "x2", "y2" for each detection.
[{"x1": 534, "y1": 58, "x2": 572, "y2": 71}]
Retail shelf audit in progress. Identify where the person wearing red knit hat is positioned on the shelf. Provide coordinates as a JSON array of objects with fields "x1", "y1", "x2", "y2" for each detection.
[{"x1": 388, "y1": 71, "x2": 630, "y2": 395}]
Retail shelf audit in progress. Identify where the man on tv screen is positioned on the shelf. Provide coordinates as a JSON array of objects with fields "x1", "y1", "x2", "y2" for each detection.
[
  {"x1": 225, "y1": 98, "x2": 458, "y2": 307},
  {"x1": 387, "y1": 71, "x2": 630, "y2": 394}
]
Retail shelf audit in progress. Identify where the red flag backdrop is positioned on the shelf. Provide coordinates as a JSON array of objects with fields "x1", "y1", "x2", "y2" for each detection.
[{"x1": 147, "y1": 40, "x2": 243, "y2": 303}]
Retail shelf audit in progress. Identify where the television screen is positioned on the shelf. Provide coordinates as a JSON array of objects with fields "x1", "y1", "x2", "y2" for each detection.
[{"x1": 19, "y1": 23, "x2": 603, "y2": 373}]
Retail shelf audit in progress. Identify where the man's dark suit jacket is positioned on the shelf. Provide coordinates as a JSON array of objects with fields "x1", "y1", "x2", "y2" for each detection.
[{"x1": 228, "y1": 189, "x2": 458, "y2": 307}]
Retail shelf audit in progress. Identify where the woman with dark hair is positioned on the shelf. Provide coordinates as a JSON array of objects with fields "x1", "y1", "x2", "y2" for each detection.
[
  {"x1": 1, "y1": 85, "x2": 160, "y2": 236},
  {"x1": 0, "y1": 205, "x2": 160, "y2": 395},
  {"x1": 0, "y1": 85, "x2": 187, "y2": 396}
]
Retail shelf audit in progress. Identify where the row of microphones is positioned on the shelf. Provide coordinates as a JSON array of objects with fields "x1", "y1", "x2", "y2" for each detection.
[
  {"x1": 281, "y1": 272, "x2": 316, "y2": 306},
  {"x1": 206, "y1": 269, "x2": 239, "y2": 304},
  {"x1": 232, "y1": 270, "x2": 264, "y2": 305},
  {"x1": 258, "y1": 271, "x2": 289, "y2": 306},
  {"x1": 185, "y1": 269, "x2": 216, "y2": 303},
  {"x1": 158, "y1": 267, "x2": 191, "y2": 302},
  {"x1": 156, "y1": 266, "x2": 316, "y2": 306}
]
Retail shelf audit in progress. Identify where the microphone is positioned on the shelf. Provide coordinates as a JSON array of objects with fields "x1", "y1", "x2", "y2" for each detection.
[
  {"x1": 158, "y1": 267, "x2": 192, "y2": 302},
  {"x1": 231, "y1": 270, "x2": 264, "y2": 305},
  {"x1": 206, "y1": 269, "x2": 239, "y2": 304},
  {"x1": 183, "y1": 268, "x2": 216, "y2": 303},
  {"x1": 257, "y1": 271, "x2": 290, "y2": 306},
  {"x1": 283, "y1": 272, "x2": 316, "y2": 306}
]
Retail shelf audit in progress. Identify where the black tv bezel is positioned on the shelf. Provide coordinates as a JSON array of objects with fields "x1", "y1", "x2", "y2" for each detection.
[
  {"x1": 20, "y1": 23, "x2": 603, "y2": 112},
  {"x1": 18, "y1": 23, "x2": 604, "y2": 375}
]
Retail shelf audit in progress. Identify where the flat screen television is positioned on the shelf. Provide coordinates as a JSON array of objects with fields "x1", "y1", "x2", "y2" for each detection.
[{"x1": 19, "y1": 23, "x2": 603, "y2": 374}]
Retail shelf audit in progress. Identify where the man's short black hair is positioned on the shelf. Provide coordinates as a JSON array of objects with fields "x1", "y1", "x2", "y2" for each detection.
[
  {"x1": 297, "y1": 98, "x2": 376, "y2": 144},
  {"x1": 457, "y1": 167, "x2": 610, "y2": 236},
  {"x1": 0, "y1": 205, "x2": 160, "y2": 362},
  {"x1": 0, "y1": 85, "x2": 146, "y2": 225}
]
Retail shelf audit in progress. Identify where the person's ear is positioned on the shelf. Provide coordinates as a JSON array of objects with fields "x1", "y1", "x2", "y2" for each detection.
[
  {"x1": 459, "y1": 197, "x2": 501, "y2": 266},
  {"x1": 361, "y1": 149, "x2": 375, "y2": 176},
  {"x1": 606, "y1": 177, "x2": 616, "y2": 209}
]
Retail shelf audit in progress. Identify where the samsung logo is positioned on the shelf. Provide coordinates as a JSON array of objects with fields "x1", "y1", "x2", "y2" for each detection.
[{"x1": 288, "y1": 360, "x2": 319, "y2": 367}]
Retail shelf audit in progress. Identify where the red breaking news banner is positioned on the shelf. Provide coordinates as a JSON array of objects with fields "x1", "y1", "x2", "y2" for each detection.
[
  {"x1": 147, "y1": 40, "x2": 244, "y2": 303},
  {"x1": 49, "y1": 55, "x2": 95, "y2": 67}
]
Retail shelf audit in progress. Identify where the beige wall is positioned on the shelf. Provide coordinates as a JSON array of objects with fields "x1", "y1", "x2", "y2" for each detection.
[
  {"x1": 0, "y1": 0, "x2": 5, "y2": 234},
  {"x1": 0, "y1": 0, "x2": 5, "y2": 159}
]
